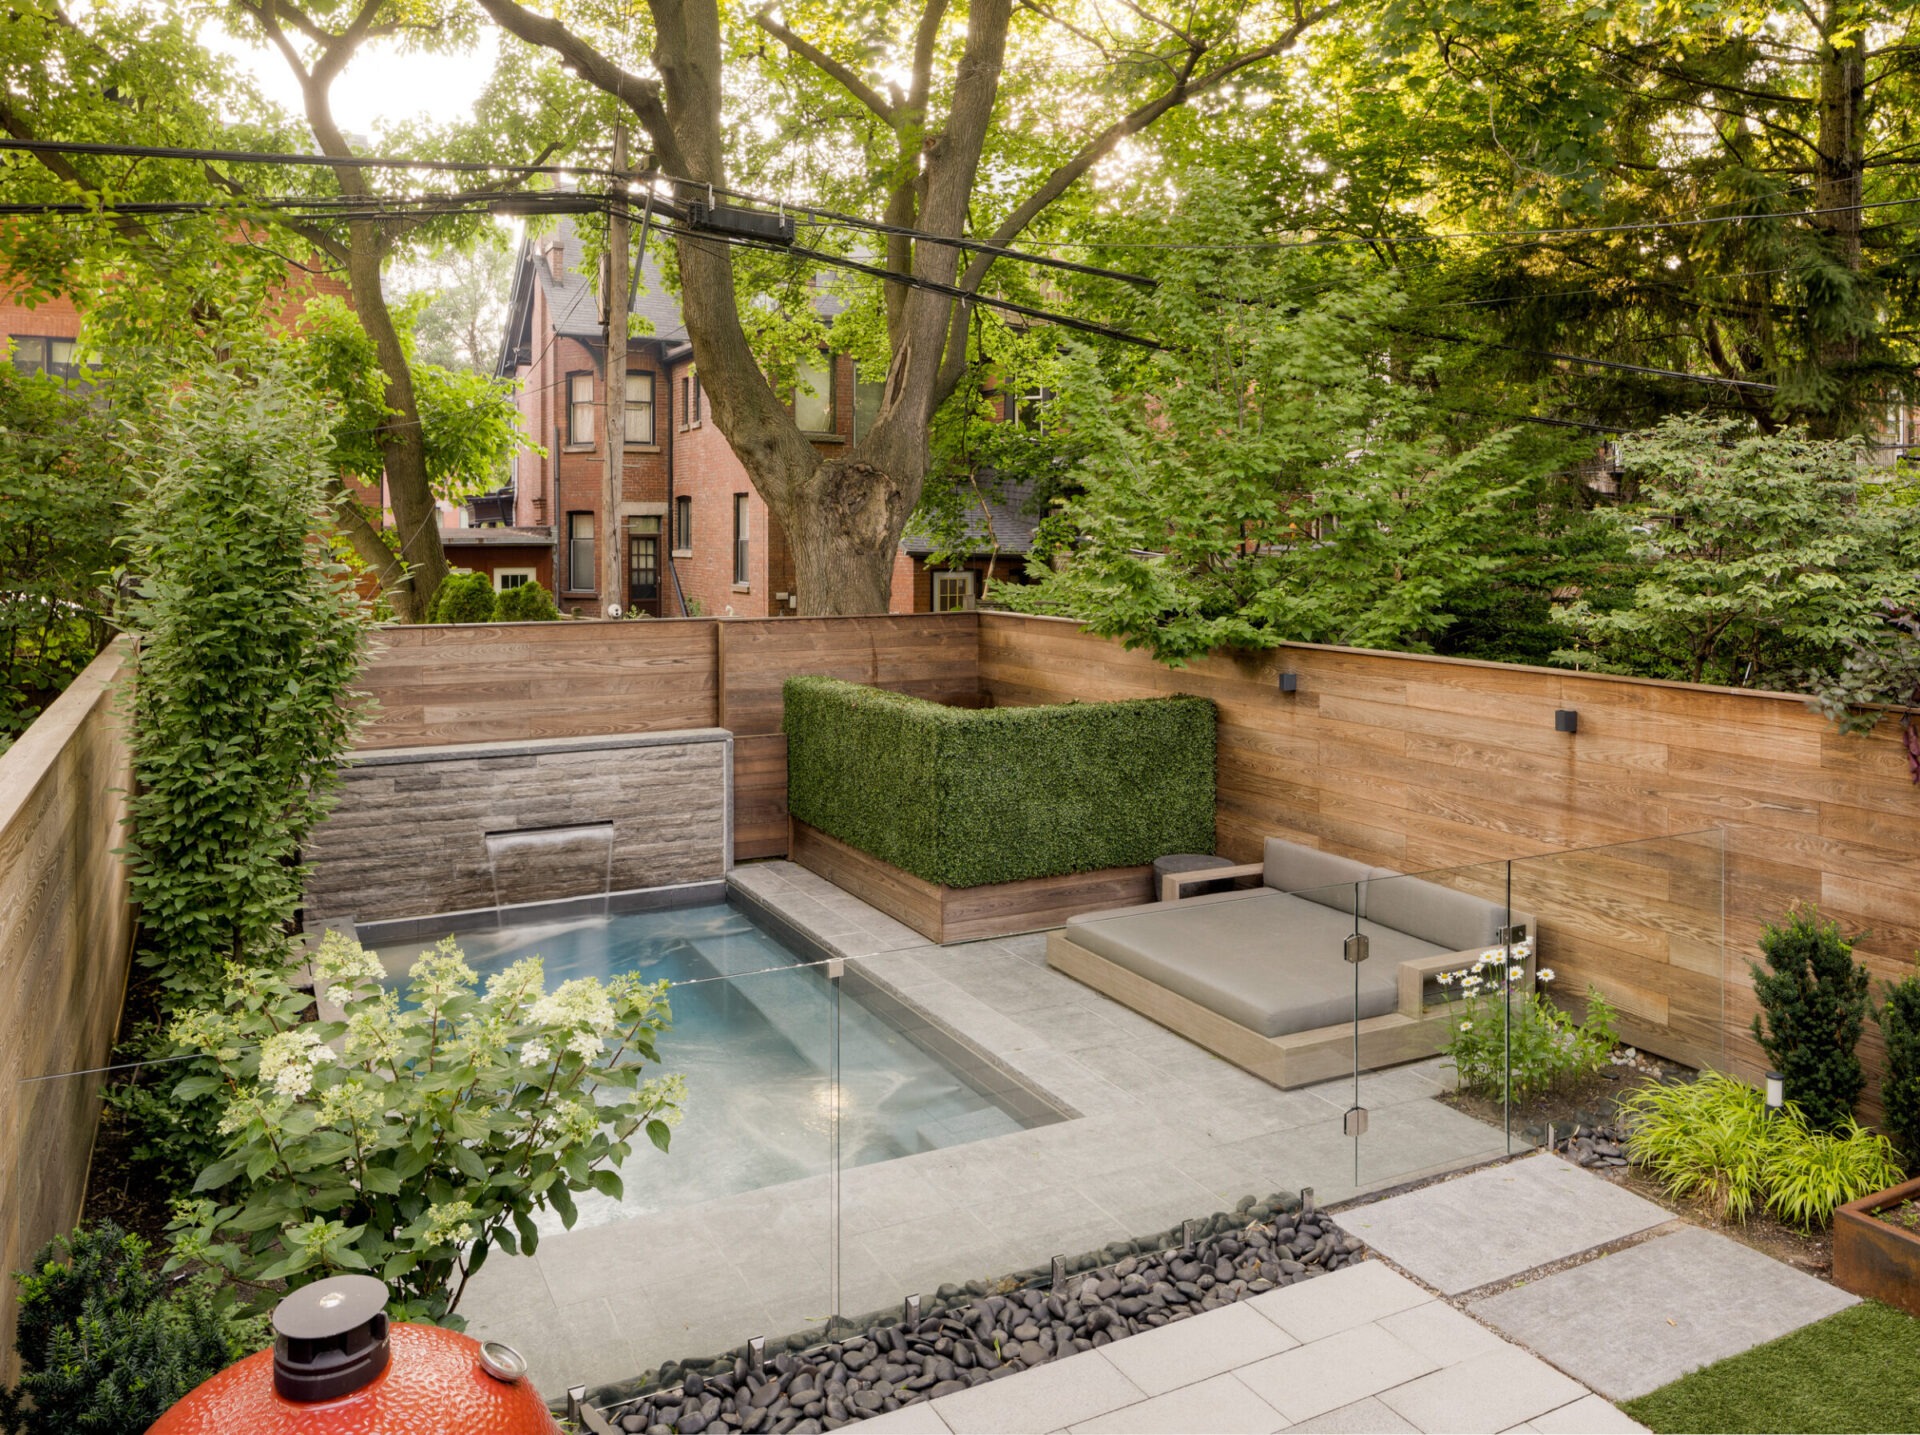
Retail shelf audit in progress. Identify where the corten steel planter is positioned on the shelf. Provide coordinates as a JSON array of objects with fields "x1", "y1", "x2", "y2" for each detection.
[{"x1": 1833, "y1": 1173, "x2": 1920, "y2": 1317}]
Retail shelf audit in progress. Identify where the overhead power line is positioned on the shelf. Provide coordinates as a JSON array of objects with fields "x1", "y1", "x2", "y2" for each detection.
[{"x1": 0, "y1": 136, "x2": 609, "y2": 178}]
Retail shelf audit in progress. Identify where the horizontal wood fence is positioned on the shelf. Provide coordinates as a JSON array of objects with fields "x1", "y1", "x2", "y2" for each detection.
[
  {"x1": 355, "y1": 615, "x2": 980, "y2": 859},
  {"x1": 355, "y1": 610, "x2": 1920, "y2": 1104},
  {"x1": 978, "y1": 613, "x2": 1920, "y2": 1099},
  {"x1": 0, "y1": 643, "x2": 136, "y2": 1383}
]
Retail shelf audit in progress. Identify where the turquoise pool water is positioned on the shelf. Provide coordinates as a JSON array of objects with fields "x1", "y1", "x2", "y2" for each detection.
[{"x1": 371, "y1": 903, "x2": 1026, "y2": 1224}]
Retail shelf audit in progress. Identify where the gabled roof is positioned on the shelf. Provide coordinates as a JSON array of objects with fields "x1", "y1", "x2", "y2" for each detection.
[
  {"x1": 495, "y1": 216, "x2": 684, "y2": 376},
  {"x1": 901, "y1": 480, "x2": 1042, "y2": 557}
]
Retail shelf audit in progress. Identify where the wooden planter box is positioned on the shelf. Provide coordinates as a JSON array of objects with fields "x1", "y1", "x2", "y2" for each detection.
[
  {"x1": 1833, "y1": 1174, "x2": 1920, "y2": 1317},
  {"x1": 789, "y1": 821, "x2": 1152, "y2": 945}
]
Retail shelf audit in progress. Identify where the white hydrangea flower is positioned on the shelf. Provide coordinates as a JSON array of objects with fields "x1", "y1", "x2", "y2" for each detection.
[
  {"x1": 272, "y1": 1063, "x2": 314, "y2": 1098},
  {"x1": 259, "y1": 1028, "x2": 326, "y2": 1101},
  {"x1": 520, "y1": 1039, "x2": 552, "y2": 1068},
  {"x1": 423, "y1": 1200, "x2": 477, "y2": 1246},
  {"x1": 568, "y1": 1031, "x2": 604, "y2": 1061}
]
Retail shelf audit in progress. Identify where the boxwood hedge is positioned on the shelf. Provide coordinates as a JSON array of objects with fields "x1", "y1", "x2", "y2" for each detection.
[{"x1": 783, "y1": 676, "x2": 1215, "y2": 888}]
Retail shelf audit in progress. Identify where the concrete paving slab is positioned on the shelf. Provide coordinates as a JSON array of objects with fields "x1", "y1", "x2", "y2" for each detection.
[
  {"x1": 1236, "y1": 1320, "x2": 1440, "y2": 1424},
  {"x1": 1468, "y1": 1225, "x2": 1858, "y2": 1402},
  {"x1": 1284, "y1": 1396, "x2": 1420, "y2": 1433},
  {"x1": 1098, "y1": 1301, "x2": 1298, "y2": 1397},
  {"x1": 1340, "y1": 1154, "x2": 1671, "y2": 1295},
  {"x1": 1523, "y1": 1394, "x2": 1650, "y2": 1433},
  {"x1": 848, "y1": 1401, "x2": 956, "y2": 1432},
  {"x1": 1377, "y1": 1345, "x2": 1588, "y2": 1433},
  {"x1": 1375, "y1": 1298, "x2": 1512, "y2": 1366},
  {"x1": 1246, "y1": 1261, "x2": 1432, "y2": 1343},
  {"x1": 931, "y1": 1350, "x2": 1145, "y2": 1434},
  {"x1": 1068, "y1": 1373, "x2": 1286, "y2": 1434}
]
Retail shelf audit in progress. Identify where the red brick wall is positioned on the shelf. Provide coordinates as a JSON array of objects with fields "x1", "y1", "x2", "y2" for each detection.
[
  {"x1": 509, "y1": 274, "x2": 671, "y2": 610},
  {"x1": 440, "y1": 543, "x2": 554, "y2": 592}
]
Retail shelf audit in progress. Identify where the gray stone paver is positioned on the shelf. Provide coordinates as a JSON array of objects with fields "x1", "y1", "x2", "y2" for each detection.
[
  {"x1": 898, "y1": 1263, "x2": 1642, "y2": 1435},
  {"x1": 1469, "y1": 1225, "x2": 1859, "y2": 1401},
  {"x1": 1338, "y1": 1153, "x2": 1672, "y2": 1294}
]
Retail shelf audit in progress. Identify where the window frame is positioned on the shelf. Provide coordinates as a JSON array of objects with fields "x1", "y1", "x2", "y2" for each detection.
[
  {"x1": 931, "y1": 569, "x2": 977, "y2": 613},
  {"x1": 732, "y1": 493, "x2": 750, "y2": 587},
  {"x1": 794, "y1": 357, "x2": 835, "y2": 434},
  {"x1": 624, "y1": 370, "x2": 656, "y2": 447},
  {"x1": 566, "y1": 370, "x2": 595, "y2": 446},
  {"x1": 566, "y1": 511, "x2": 595, "y2": 593},
  {"x1": 673, "y1": 494, "x2": 693, "y2": 555},
  {"x1": 8, "y1": 334, "x2": 80, "y2": 381},
  {"x1": 493, "y1": 567, "x2": 536, "y2": 593}
]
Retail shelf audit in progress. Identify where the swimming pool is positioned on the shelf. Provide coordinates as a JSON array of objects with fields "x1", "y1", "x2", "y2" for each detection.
[{"x1": 370, "y1": 903, "x2": 1035, "y2": 1227}]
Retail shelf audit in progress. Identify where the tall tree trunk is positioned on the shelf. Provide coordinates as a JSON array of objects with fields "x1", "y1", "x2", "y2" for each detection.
[{"x1": 1810, "y1": 3, "x2": 1867, "y2": 435}]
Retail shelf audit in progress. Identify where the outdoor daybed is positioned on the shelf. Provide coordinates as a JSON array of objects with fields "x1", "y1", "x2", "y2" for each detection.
[{"x1": 1046, "y1": 838, "x2": 1535, "y2": 1089}]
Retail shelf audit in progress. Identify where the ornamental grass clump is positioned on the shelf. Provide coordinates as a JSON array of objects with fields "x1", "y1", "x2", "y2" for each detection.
[
  {"x1": 164, "y1": 932, "x2": 685, "y2": 1326},
  {"x1": 1621, "y1": 1072, "x2": 1905, "y2": 1229},
  {"x1": 1437, "y1": 948, "x2": 1616, "y2": 1100}
]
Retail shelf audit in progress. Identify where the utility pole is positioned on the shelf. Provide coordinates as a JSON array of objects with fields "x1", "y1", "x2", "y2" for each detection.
[{"x1": 600, "y1": 120, "x2": 629, "y2": 615}]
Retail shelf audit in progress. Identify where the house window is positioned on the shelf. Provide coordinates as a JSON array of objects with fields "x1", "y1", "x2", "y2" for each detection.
[
  {"x1": 795, "y1": 358, "x2": 834, "y2": 433},
  {"x1": 733, "y1": 493, "x2": 750, "y2": 586},
  {"x1": 932, "y1": 570, "x2": 977, "y2": 612},
  {"x1": 625, "y1": 371, "x2": 655, "y2": 446},
  {"x1": 494, "y1": 568, "x2": 535, "y2": 592},
  {"x1": 1014, "y1": 384, "x2": 1053, "y2": 429},
  {"x1": 692, "y1": 372, "x2": 702, "y2": 424},
  {"x1": 8, "y1": 335, "x2": 79, "y2": 380},
  {"x1": 853, "y1": 364, "x2": 886, "y2": 440},
  {"x1": 674, "y1": 494, "x2": 693, "y2": 553},
  {"x1": 567, "y1": 372, "x2": 595, "y2": 444},
  {"x1": 567, "y1": 512, "x2": 594, "y2": 591}
]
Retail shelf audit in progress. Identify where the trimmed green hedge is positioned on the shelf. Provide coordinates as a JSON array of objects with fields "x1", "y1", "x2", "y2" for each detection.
[{"x1": 783, "y1": 676, "x2": 1215, "y2": 888}]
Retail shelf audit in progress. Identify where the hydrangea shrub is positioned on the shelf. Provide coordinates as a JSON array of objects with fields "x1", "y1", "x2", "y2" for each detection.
[{"x1": 165, "y1": 933, "x2": 684, "y2": 1325}]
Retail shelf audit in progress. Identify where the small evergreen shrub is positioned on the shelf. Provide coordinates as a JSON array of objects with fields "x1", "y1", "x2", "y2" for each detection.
[
  {"x1": 1876, "y1": 965, "x2": 1920, "y2": 1158},
  {"x1": 783, "y1": 676, "x2": 1215, "y2": 887},
  {"x1": 493, "y1": 579, "x2": 558, "y2": 621},
  {"x1": 1750, "y1": 903, "x2": 1870, "y2": 1131},
  {"x1": 427, "y1": 569, "x2": 495, "y2": 623},
  {"x1": 0, "y1": 1224, "x2": 257, "y2": 1435}
]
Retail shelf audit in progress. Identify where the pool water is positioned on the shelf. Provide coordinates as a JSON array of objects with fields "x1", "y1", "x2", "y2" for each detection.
[{"x1": 371, "y1": 903, "x2": 1027, "y2": 1226}]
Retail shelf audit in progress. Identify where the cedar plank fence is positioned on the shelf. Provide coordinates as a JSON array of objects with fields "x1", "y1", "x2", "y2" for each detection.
[{"x1": 0, "y1": 643, "x2": 136, "y2": 1384}]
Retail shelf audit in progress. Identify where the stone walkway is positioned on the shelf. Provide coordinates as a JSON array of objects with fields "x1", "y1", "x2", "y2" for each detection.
[
  {"x1": 459, "y1": 862, "x2": 1512, "y2": 1395},
  {"x1": 843, "y1": 1261, "x2": 1640, "y2": 1434},
  {"x1": 1346, "y1": 1153, "x2": 1856, "y2": 1404}
]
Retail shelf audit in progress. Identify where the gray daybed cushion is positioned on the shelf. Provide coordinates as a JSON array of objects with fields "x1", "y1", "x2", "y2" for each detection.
[
  {"x1": 1363, "y1": 874, "x2": 1533, "y2": 954},
  {"x1": 1064, "y1": 890, "x2": 1445, "y2": 1039},
  {"x1": 1262, "y1": 839, "x2": 1372, "y2": 914}
]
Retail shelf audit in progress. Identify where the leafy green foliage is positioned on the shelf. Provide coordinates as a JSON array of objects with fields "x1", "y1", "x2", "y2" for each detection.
[
  {"x1": 288, "y1": 297, "x2": 522, "y2": 506},
  {"x1": 1553, "y1": 419, "x2": 1920, "y2": 686},
  {"x1": 166, "y1": 934, "x2": 685, "y2": 1327},
  {"x1": 1622, "y1": 1073, "x2": 1905, "y2": 1229},
  {"x1": 783, "y1": 676, "x2": 1214, "y2": 888},
  {"x1": 121, "y1": 363, "x2": 371, "y2": 998},
  {"x1": 493, "y1": 580, "x2": 560, "y2": 623},
  {"x1": 426, "y1": 571, "x2": 496, "y2": 624},
  {"x1": 0, "y1": 365, "x2": 124, "y2": 741},
  {"x1": 1439, "y1": 958, "x2": 1617, "y2": 1101},
  {"x1": 1622, "y1": 1073, "x2": 1779, "y2": 1223},
  {"x1": 992, "y1": 184, "x2": 1588, "y2": 664},
  {"x1": 1749, "y1": 903, "x2": 1871, "y2": 1132},
  {"x1": 0, "y1": 1223, "x2": 258, "y2": 1435},
  {"x1": 1875, "y1": 966, "x2": 1920, "y2": 1160}
]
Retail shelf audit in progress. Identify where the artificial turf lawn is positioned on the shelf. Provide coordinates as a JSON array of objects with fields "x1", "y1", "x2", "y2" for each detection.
[{"x1": 1622, "y1": 1300, "x2": 1920, "y2": 1433}]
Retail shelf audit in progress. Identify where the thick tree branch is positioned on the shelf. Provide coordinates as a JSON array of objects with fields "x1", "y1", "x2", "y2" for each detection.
[
  {"x1": 471, "y1": 0, "x2": 687, "y2": 173},
  {"x1": 751, "y1": 8, "x2": 894, "y2": 122}
]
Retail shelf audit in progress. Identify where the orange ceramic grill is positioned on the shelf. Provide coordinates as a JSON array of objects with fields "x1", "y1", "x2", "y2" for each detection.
[{"x1": 149, "y1": 1276, "x2": 561, "y2": 1435}]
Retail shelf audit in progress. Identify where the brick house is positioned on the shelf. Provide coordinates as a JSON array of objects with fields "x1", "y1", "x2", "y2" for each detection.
[{"x1": 494, "y1": 218, "x2": 1036, "y2": 617}]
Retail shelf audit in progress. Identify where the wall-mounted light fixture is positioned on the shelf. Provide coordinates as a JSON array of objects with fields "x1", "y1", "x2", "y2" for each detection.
[
  {"x1": 1765, "y1": 1071, "x2": 1785, "y2": 1111},
  {"x1": 1554, "y1": 709, "x2": 1578, "y2": 734},
  {"x1": 1278, "y1": 671, "x2": 1299, "y2": 694}
]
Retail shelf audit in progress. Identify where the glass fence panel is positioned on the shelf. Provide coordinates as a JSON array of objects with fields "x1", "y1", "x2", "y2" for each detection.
[
  {"x1": 1328, "y1": 860, "x2": 1522, "y2": 1196},
  {"x1": 1504, "y1": 829, "x2": 1728, "y2": 1149}
]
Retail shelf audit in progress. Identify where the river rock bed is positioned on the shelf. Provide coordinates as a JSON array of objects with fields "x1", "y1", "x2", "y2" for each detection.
[
  {"x1": 598, "y1": 1191, "x2": 1363, "y2": 1434},
  {"x1": 1549, "y1": 1121, "x2": 1632, "y2": 1169}
]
